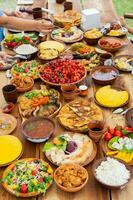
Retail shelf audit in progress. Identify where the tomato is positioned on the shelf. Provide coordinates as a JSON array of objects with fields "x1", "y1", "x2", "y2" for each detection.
[
  {"x1": 108, "y1": 127, "x2": 115, "y2": 135},
  {"x1": 104, "y1": 132, "x2": 113, "y2": 141},
  {"x1": 114, "y1": 130, "x2": 122, "y2": 137},
  {"x1": 32, "y1": 169, "x2": 38, "y2": 176},
  {"x1": 38, "y1": 177, "x2": 44, "y2": 183},
  {"x1": 124, "y1": 127, "x2": 133, "y2": 132},
  {"x1": 20, "y1": 184, "x2": 28, "y2": 193}
]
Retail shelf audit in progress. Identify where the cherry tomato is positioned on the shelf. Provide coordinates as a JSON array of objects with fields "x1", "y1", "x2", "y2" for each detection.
[
  {"x1": 108, "y1": 127, "x2": 115, "y2": 135},
  {"x1": 104, "y1": 132, "x2": 113, "y2": 141},
  {"x1": 114, "y1": 130, "x2": 122, "y2": 137},
  {"x1": 38, "y1": 177, "x2": 44, "y2": 183},
  {"x1": 20, "y1": 184, "x2": 28, "y2": 193},
  {"x1": 32, "y1": 169, "x2": 38, "y2": 176}
]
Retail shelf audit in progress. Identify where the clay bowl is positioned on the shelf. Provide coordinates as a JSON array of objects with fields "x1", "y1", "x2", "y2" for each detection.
[
  {"x1": 11, "y1": 77, "x2": 34, "y2": 93},
  {"x1": 98, "y1": 37, "x2": 127, "y2": 53},
  {"x1": 2, "y1": 103, "x2": 15, "y2": 113},
  {"x1": 90, "y1": 65, "x2": 119, "y2": 85},
  {"x1": 84, "y1": 29, "x2": 102, "y2": 45},
  {"x1": 61, "y1": 84, "x2": 80, "y2": 101},
  {"x1": 54, "y1": 164, "x2": 88, "y2": 192},
  {"x1": 125, "y1": 108, "x2": 133, "y2": 127},
  {"x1": 21, "y1": 116, "x2": 55, "y2": 143},
  {"x1": 92, "y1": 157, "x2": 132, "y2": 190}
]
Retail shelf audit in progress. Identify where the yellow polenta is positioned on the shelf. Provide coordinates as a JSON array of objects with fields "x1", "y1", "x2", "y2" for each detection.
[
  {"x1": 95, "y1": 85, "x2": 129, "y2": 107},
  {"x1": 0, "y1": 135, "x2": 22, "y2": 165}
]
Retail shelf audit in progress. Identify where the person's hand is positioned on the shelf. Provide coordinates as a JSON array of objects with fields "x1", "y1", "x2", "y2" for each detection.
[
  {"x1": 36, "y1": 19, "x2": 53, "y2": 34},
  {"x1": 0, "y1": 52, "x2": 12, "y2": 60},
  {"x1": 11, "y1": 11, "x2": 24, "y2": 18},
  {"x1": 119, "y1": 17, "x2": 126, "y2": 27}
]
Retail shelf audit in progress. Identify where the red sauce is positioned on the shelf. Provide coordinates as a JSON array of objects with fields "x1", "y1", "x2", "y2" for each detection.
[{"x1": 25, "y1": 119, "x2": 54, "y2": 138}]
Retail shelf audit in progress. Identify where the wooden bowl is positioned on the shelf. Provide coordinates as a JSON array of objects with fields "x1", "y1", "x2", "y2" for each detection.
[
  {"x1": 21, "y1": 116, "x2": 55, "y2": 143},
  {"x1": 11, "y1": 77, "x2": 34, "y2": 93},
  {"x1": 90, "y1": 65, "x2": 119, "y2": 85},
  {"x1": 98, "y1": 37, "x2": 127, "y2": 53},
  {"x1": 39, "y1": 68, "x2": 87, "y2": 87},
  {"x1": 92, "y1": 157, "x2": 132, "y2": 189},
  {"x1": 84, "y1": 29, "x2": 102, "y2": 45},
  {"x1": 54, "y1": 164, "x2": 88, "y2": 192}
]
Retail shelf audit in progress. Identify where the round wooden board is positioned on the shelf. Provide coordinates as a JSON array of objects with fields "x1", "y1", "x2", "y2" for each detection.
[
  {"x1": 0, "y1": 113, "x2": 17, "y2": 135},
  {"x1": 100, "y1": 139, "x2": 133, "y2": 166},
  {"x1": 2, "y1": 158, "x2": 53, "y2": 197},
  {"x1": 45, "y1": 133, "x2": 97, "y2": 167}
]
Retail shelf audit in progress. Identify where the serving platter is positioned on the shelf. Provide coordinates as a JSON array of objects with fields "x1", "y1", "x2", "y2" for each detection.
[
  {"x1": 44, "y1": 132, "x2": 97, "y2": 167},
  {"x1": 2, "y1": 158, "x2": 53, "y2": 197},
  {"x1": 18, "y1": 85, "x2": 61, "y2": 120}
]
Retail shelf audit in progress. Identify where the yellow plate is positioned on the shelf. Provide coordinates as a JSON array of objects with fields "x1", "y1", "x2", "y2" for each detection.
[{"x1": 0, "y1": 135, "x2": 23, "y2": 167}]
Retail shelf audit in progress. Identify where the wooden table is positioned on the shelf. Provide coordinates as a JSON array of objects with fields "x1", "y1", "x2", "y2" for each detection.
[{"x1": 0, "y1": 0, "x2": 133, "y2": 200}]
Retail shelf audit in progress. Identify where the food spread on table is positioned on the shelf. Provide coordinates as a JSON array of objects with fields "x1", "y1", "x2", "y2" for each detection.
[
  {"x1": 11, "y1": 60, "x2": 40, "y2": 79},
  {"x1": 2, "y1": 158, "x2": 53, "y2": 197},
  {"x1": 58, "y1": 99, "x2": 103, "y2": 132},
  {"x1": 51, "y1": 26, "x2": 83, "y2": 43},
  {"x1": 102, "y1": 125, "x2": 133, "y2": 164},
  {"x1": 95, "y1": 85, "x2": 129, "y2": 108},
  {"x1": 0, "y1": 135, "x2": 22, "y2": 166},
  {"x1": 0, "y1": 1, "x2": 133, "y2": 198},
  {"x1": 3, "y1": 33, "x2": 38, "y2": 49},
  {"x1": 18, "y1": 85, "x2": 61, "y2": 118},
  {"x1": 43, "y1": 133, "x2": 94, "y2": 166}
]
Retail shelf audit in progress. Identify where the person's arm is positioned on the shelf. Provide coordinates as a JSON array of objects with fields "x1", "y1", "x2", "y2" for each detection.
[
  {"x1": 4, "y1": 10, "x2": 24, "y2": 18},
  {"x1": 120, "y1": 17, "x2": 133, "y2": 34},
  {"x1": 0, "y1": 15, "x2": 53, "y2": 34}
]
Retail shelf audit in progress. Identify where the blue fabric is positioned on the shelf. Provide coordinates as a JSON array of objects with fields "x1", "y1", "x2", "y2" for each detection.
[{"x1": 0, "y1": 10, "x2": 4, "y2": 41}]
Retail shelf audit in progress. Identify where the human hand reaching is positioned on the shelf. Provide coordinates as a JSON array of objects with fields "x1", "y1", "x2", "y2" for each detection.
[{"x1": 36, "y1": 19, "x2": 53, "y2": 34}]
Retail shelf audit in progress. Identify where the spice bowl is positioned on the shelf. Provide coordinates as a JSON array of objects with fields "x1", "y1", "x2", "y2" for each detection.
[
  {"x1": 92, "y1": 157, "x2": 132, "y2": 189},
  {"x1": 21, "y1": 116, "x2": 55, "y2": 143},
  {"x1": 88, "y1": 120, "x2": 106, "y2": 142}
]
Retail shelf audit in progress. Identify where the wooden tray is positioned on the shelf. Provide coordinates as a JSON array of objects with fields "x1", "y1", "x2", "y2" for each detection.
[
  {"x1": 100, "y1": 139, "x2": 133, "y2": 166},
  {"x1": 0, "y1": 114, "x2": 17, "y2": 135},
  {"x1": 2, "y1": 158, "x2": 53, "y2": 197},
  {"x1": 45, "y1": 133, "x2": 97, "y2": 167}
]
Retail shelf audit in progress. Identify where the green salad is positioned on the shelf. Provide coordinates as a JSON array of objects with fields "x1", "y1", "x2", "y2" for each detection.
[{"x1": 2, "y1": 159, "x2": 53, "y2": 196}]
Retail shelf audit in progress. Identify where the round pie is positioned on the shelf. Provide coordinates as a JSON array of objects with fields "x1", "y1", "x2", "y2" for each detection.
[{"x1": 58, "y1": 98, "x2": 103, "y2": 132}]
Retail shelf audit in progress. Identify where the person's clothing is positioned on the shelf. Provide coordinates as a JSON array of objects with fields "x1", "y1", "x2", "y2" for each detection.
[{"x1": 0, "y1": 10, "x2": 4, "y2": 42}]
